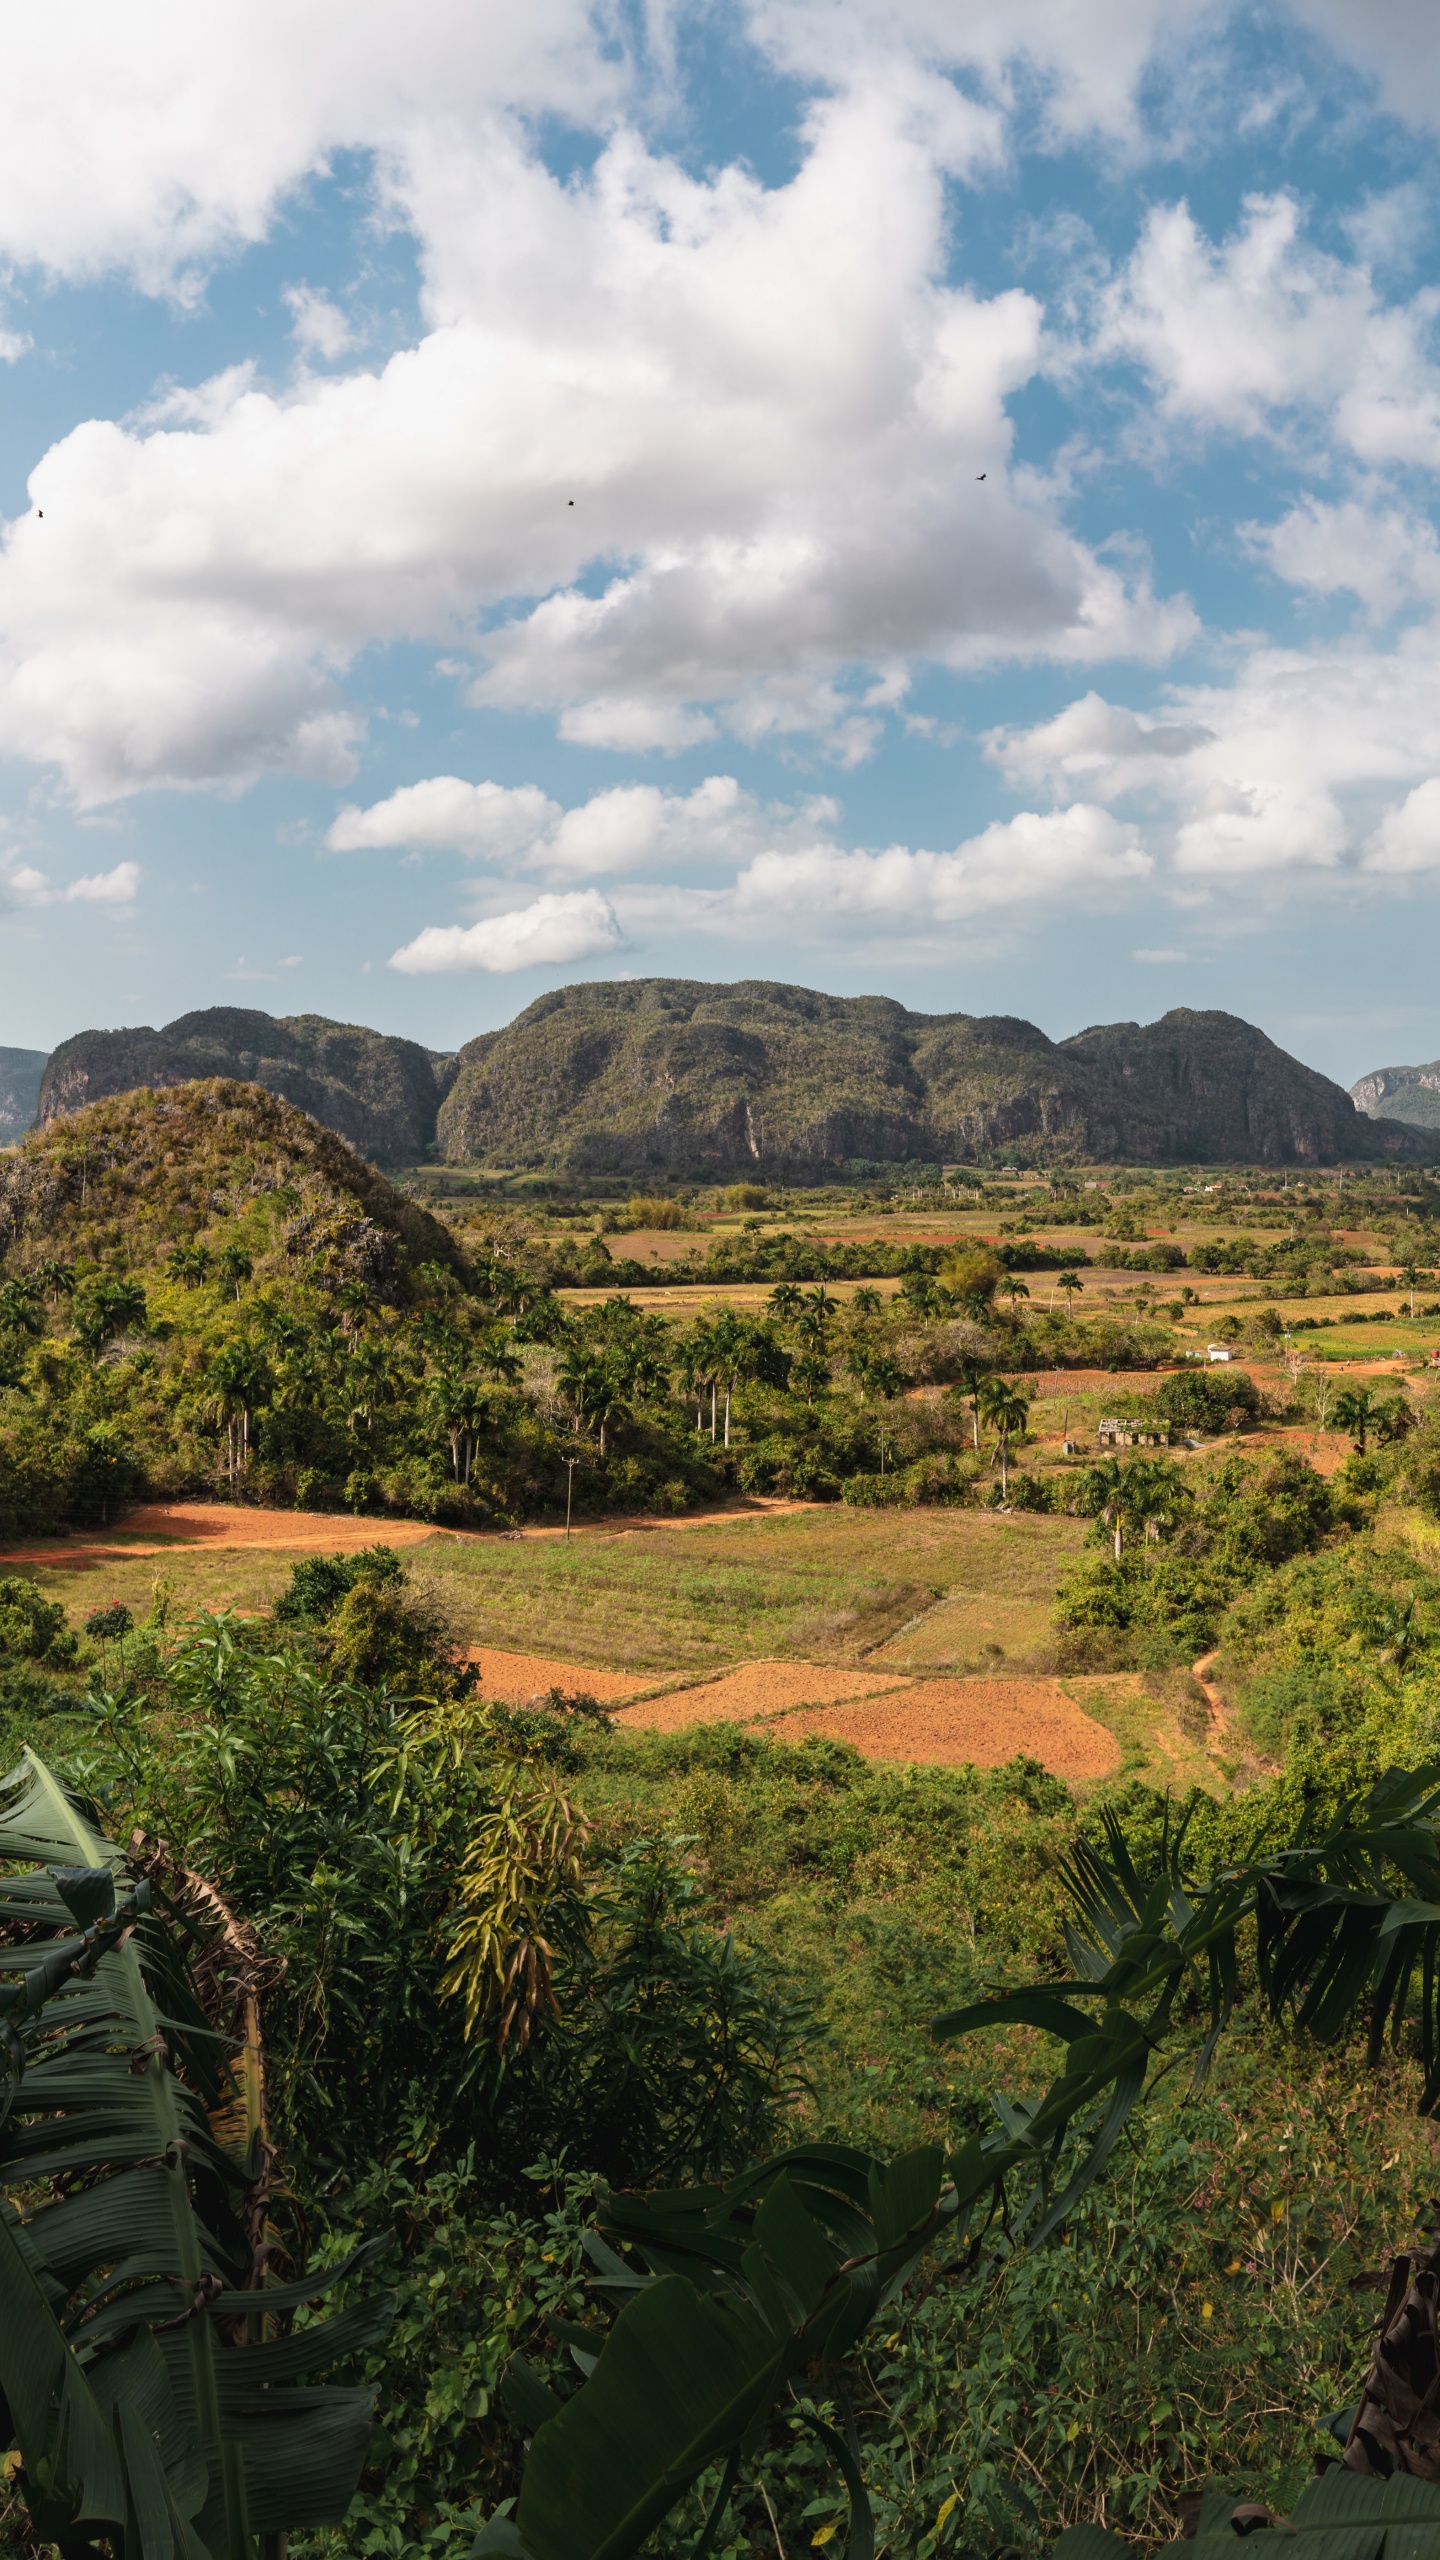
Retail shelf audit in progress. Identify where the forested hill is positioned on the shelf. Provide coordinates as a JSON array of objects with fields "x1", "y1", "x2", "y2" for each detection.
[
  {"x1": 0, "y1": 1079, "x2": 460, "y2": 1286},
  {"x1": 25, "y1": 980, "x2": 1430, "y2": 1172},
  {"x1": 37, "y1": 1006, "x2": 457, "y2": 1164},
  {"x1": 435, "y1": 978, "x2": 1426, "y2": 1173}
]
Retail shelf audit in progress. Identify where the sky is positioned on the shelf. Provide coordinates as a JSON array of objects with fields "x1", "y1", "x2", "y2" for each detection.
[{"x1": 3, "y1": 3, "x2": 1440, "y2": 1086}]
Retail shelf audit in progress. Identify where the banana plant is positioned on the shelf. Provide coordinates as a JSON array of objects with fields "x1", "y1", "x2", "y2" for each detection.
[
  {"x1": 0, "y1": 1746, "x2": 393, "y2": 2560},
  {"x1": 479, "y1": 1764, "x2": 1440, "y2": 2559}
]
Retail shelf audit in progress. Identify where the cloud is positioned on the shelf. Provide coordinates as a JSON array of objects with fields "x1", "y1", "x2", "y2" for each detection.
[
  {"x1": 990, "y1": 621, "x2": 1440, "y2": 886},
  {"x1": 1134, "y1": 946, "x2": 1187, "y2": 961},
  {"x1": 1091, "y1": 193, "x2": 1440, "y2": 465},
  {"x1": 724, "y1": 802, "x2": 1149, "y2": 926},
  {"x1": 1250, "y1": 495, "x2": 1440, "y2": 619},
  {"x1": 389, "y1": 887, "x2": 622, "y2": 974},
  {"x1": 329, "y1": 776, "x2": 561, "y2": 860},
  {"x1": 283, "y1": 286, "x2": 355, "y2": 362},
  {"x1": 1365, "y1": 777, "x2": 1440, "y2": 873},
  {"x1": 0, "y1": 81, "x2": 1190, "y2": 802},
  {"x1": 0, "y1": 853, "x2": 139, "y2": 909},
  {"x1": 330, "y1": 771, "x2": 841, "y2": 878},
  {"x1": 0, "y1": 0, "x2": 620, "y2": 294}
]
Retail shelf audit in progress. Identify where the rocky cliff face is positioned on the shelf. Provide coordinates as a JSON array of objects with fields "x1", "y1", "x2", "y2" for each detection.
[
  {"x1": 37, "y1": 1009, "x2": 457, "y2": 1163},
  {"x1": 1351, "y1": 1061, "x2": 1440, "y2": 1132},
  {"x1": 434, "y1": 979, "x2": 1428, "y2": 1171},
  {"x1": 0, "y1": 1047, "x2": 48, "y2": 1139}
]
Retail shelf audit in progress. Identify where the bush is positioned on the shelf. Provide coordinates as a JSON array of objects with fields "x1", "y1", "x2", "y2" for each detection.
[
  {"x1": 0, "y1": 1574, "x2": 78, "y2": 1666},
  {"x1": 1153, "y1": 1367, "x2": 1260, "y2": 1432}
]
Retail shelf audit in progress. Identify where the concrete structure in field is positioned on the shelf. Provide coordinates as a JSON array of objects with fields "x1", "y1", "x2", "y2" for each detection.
[
  {"x1": 1207, "y1": 1343, "x2": 1236, "y2": 1362},
  {"x1": 1096, "y1": 1419, "x2": 1173, "y2": 1448}
]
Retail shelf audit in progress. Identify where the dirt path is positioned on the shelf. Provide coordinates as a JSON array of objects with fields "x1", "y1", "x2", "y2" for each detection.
[
  {"x1": 0, "y1": 1492, "x2": 822, "y2": 1571},
  {"x1": 1192, "y1": 1648, "x2": 1233, "y2": 1752}
]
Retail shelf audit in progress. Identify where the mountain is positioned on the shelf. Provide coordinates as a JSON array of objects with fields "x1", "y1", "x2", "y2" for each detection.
[
  {"x1": 0, "y1": 1046, "x2": 48, "y2": 1140},
  {"x1": 0, "y1": 1078, "x2": 461, "y2": 1287},
  {"x1": 36, "y1": 1008, "x2": 457, "y2": 1164},
  {"x1": 1351, "y1": 1060, "x2": 1440, "y2": 1134},
  {"x1": 435, "y1": 979, "x2": 1428, "y2": 1172},
  {"x1": 26, "y1": 982, "x2": 1427, "y2": 1176}
]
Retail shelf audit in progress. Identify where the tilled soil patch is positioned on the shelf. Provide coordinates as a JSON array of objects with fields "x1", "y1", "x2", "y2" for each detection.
[
  {"x1": 777, "y1": 1675, "x2": 1123, "y2": 1778},
  {"x1": 615, "y1": 1660, "x2": 909, "y2": 1734},
  {"x1": 0, "y1": 1501, "x2": 449, "y2": 1566},
  {"x1": 466, "y1": 1647, "x2": 654, "y2": 1706}
]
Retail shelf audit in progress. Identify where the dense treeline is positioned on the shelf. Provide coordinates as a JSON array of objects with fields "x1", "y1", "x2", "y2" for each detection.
[{"x1": 0, "y1": 1086, "x2": 1197, "y2": 1540}]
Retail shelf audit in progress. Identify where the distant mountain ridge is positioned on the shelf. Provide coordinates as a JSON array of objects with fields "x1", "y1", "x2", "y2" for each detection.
[
  {"x1": 0, "y1": 1047, "x2": 47, "y2": 1140},
  {"x1": 1351, "y1": 1059, "x2": 1440, "y2": 1133},
  {"x1": 20, "y1": 982, "x2": 1430, "y2": 1170},
  {"x1": 435, "y1": 978, "x2": 1427, "y2": 1171},
  {"x1": 37, "y1": 1008, "x2": 457, "y2": 1164}
]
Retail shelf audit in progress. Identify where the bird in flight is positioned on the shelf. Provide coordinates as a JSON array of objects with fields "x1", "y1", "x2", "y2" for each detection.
[{"x1": 976, "y1": 473, "x2": 986, "y2": 481}]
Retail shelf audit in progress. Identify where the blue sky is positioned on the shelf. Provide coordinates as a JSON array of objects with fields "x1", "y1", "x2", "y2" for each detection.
[{"x1": 3, "y1": 0, "x2": 1440, "y2": 1085}]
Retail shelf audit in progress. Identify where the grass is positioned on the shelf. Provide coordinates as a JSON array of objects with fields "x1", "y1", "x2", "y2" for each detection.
[
  {"x1": 20, "y1": 1505, "x2": 1089, "y2": 1680},
  {"x1": 418, "y1": 1507, "x2": 1089, "y2": 1673}
]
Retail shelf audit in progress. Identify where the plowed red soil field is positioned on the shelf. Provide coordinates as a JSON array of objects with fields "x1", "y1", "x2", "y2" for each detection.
[
  {"x1": 779, "y1": 1676, "x2": 1122, "y2": 1777},
  {"x1": 465, "y1": 1648, "x2": 652, "y2": 1706}
]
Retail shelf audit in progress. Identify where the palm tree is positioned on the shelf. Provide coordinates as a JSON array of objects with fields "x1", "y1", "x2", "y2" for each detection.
[
  {"x1": 1058, "y1": 1269, "x2": 1084, "y2": 1321},
  {"x1": 203, "y1": 1341, "x2": 270, "y2": 1483},
  {"x1": 767, "y1": 1283, "x2": 803, "y2": 1322},
  {"x1": 1399, "y1": 1260, "x2": 1424, "y2": 1318},
  {"x1": 166, "y1": 1243, "x2": 212, "y2": 1286},
  {"x1": 1333, "y1": 1385, "x2": 1379, "y2": 1453},
  {"x1": 0, "y1": 1279, "x2": 44, "y2": 1338},
  {"x1": 1080, "y1": 1455, "x2": 1129, "y2": 1559},
  {"x1": 1120, "y1": 1456, "x2": 1190, "y2": 1570},
  {"x1": 1001, "y1": 1275, "x2": 1030, "y2": 1319},
  {"x1": 37, "y1": 1256, "x2": 75, "y2": 1306},
  {"x1": 976, "y1": 1374, "x2": 1031, "y2": 1499},
  {"x1": 851, "y1": 1286, "x2": 883, "y2": 1318},
  {"x1": 217, "y1": 1242, "x2": 253, "y2": 1302},
  {"x1": 951, "y1": 1357, "x2": 987, "y2": 1450},
  {"x1": 429, "y1": 1370, "x2": 490, "y2": 1484},
  {"x1": 791, "y1": 1351, "x2": 831, "y2": 1406}
]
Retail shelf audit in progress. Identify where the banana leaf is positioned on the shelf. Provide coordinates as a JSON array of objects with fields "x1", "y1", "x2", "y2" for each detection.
[
  {"x1": 502, "y1": 2145, "x2": 954, "y2": 2560},
  {"x1": 0, "y1": 1747, "x2": 393, "y2": 2560}
]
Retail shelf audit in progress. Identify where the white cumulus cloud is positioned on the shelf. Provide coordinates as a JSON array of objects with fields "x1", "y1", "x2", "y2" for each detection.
[
  {"x1": 331, "y1": 771, "x2": 841, "y2": 879},
  {"x1": 389, "y1": 888, "x2": 622, "y2": 975},
  {"x1": 0, "y1": 81, "x2": 1190, "y2": 803},
  {"x1": 0, "y1": 853, "x2": 139, "y2": 909}
]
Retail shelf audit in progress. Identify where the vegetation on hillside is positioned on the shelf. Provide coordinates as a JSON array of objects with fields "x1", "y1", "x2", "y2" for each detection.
[
  {"x1": 8, "y1": 1452, "x2": 1440, "y2": 2556},
  {"x1": 435, "y1": 980, "x2": 1425, "y2": 1173}
]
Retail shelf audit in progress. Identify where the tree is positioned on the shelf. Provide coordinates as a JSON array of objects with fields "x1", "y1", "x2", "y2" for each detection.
[
  {"x1": 429, "y1": 1369, "x2": 491, "y2": 1484},
  {"x1": 795, "y1": 1285, "x2": 838, "y2": 1345},
  {"x1": 37, "y1": 1255, "x2": 75, "y2": 1304},
  {"x1": 851, "y1": 1285, "x2": 883, "y2": 1318},
  {"x1": 1001, "y1": 1273, "x2": 1031, "y2": 1318},
  {"x1": 0, "y1": 1277, "x2": 44, "y2": 1337},
  {"x1": 204, "y1": 1340, "x2": 271, "y2": 1482},
  {"x1": 217, "y1": 1241, "x2": 253, "y2": 1301},
  {"x1": 767, "y1": 1282, "x2": 803, "y2": 1322},
  {"x1": 166, "y1": 1243, "x2": 213, "y2": 1286},
  {"x1": 790, "y1": 1350, "x2": 831, "y2": 1406},
  {"x1": 72, "y1": 1274, "x2": 147, "y2": 1354},
  {"x1": 1400, "y1": 1259, "x2": 1424, "y2": 1317},
  {"x1": 950, "y1": 1356, "x2": 989, "y2": 1450},
  {"x1": 1333, "y1": 1384, "x2": 1380, "y2": 1453},
  {"x1": 977, "y1": 1373, "x2": 1031, "y2": 1498},
  {"x1": 1058, "y1": 1268, "x2": 1084, "y2": 1320},
  {"x1": 1080, "y1": 1453, "x2": 1130, "y2": 1559},
  {"x1": 1120, "y1": 1454, "x2": 1191, "y2": 1566}
]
